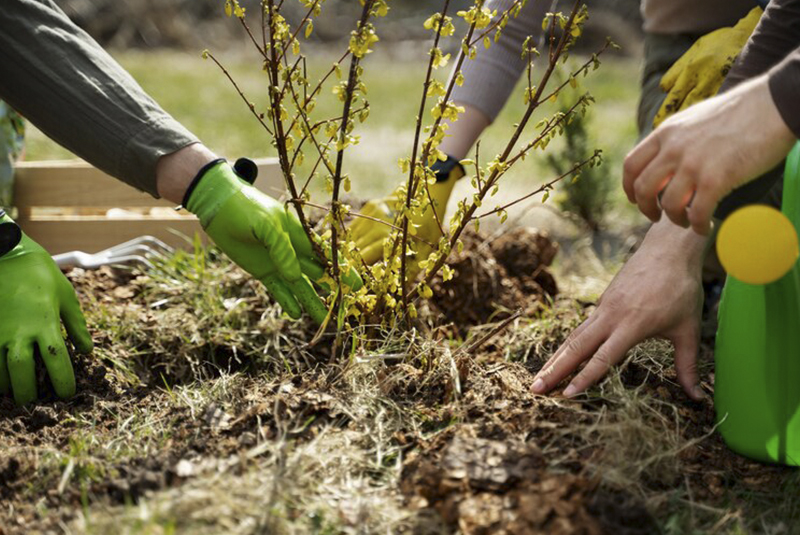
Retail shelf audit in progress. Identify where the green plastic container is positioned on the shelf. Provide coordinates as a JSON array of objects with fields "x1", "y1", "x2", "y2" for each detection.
[{"x1": 715, "y1": 142, "x2": 800, "y2": 465}]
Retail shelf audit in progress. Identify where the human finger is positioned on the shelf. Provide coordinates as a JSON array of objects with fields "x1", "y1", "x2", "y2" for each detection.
[
  {"x1": 7, "y1": 341, "x2": 36, "y2": 405},
  {"x1": 253, "y1": 218, "x2": 302, "y2": 283},
  {"x1": 261, "y1": 274, "x2": 303, "y2": 320},
  {"x1": 354, "y1": 225, "x2": 388, "y2": 251},
  {"x1": 532, "y1": 317, "x2": 607, "y2": 394},
  {"x1": 672, "y1": 330, "x2": 703, "y2": 400},
  {"x1": 37, "y1": 334, "x2": 76, "y2": 399},
  {"x1": 60, "y1": 283, "x2": 93, "y2": 353},
  {"x1": 659, "y1": 49, "x2": 691, "y2": 94},
  {"x1": 359, "y1": 240, "x2": 385, "y2": 266},
  {"x1": 632, "y1": 153, "x2": 677, "y2": 222},
  {"x1": 537, "y1": 313, "x2": 598, "y2": 377},
  {"x1": 654, "y1": 69, "x2": 692, "y2": 128},
  {"x1": 0, "y1": 346, "x2": 10, "y2": 396},
  {"x1": 658, "y1": 172, "x2": 695, "y2": 228},
  {"x1": 350, "y1": 202, "x2": 390, "y2": 237},
  {"x1": 288, "y1": 274, "x2": 328, "y2": 325},
  {"x1": 561, "y1": 330, "x2": 638, "y2": 397},
  {"x1": 299, "y1": 256, "x2": 326, "y2": 283},
  {"x1": 687, "y1": 185, "x2": 719, "y2": 236},
  {"x1": 623, "y1": 134, "x2": 661, "y2": 203}
]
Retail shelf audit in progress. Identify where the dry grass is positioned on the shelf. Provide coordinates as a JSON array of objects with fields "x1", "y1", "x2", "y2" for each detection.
[{"x1": 3, "y1": 244, "x2": 798, "y2": 535}]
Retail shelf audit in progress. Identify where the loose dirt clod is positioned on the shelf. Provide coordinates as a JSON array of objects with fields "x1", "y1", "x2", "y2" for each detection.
[{"x1": 430, "y1": 227, "x2": 558, "y2": 330}]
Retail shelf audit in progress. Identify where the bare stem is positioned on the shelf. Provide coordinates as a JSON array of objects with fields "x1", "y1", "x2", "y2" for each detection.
[
  {"x1": 398, "y1": 0, "x2": 453, "y2": 314},
  {"x1": 330, "y1": 0, "x2": 377, "y2": 316},
  {"x1": 264, "y1": 0, "x2": 324, "y2": 260},
  {"x1": 205, "y1": 52, "x2": 273, "y2": 136}
]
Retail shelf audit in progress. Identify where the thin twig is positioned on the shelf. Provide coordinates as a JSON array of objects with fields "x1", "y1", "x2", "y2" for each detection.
[
  {"x1": 330, "y1": 0, "x2": 377, "y2": 324},
  {"x1": 205, "y1": 52, "x2": 273, "y2": 136},
  {"x1": 398, "y1": 0, "x2": 453, "y2": 314},
  {"x1": 474, "y1": 151, "x2": 601, "y2": 219},
  {"x1": 458, "y1": 309, "x2": 522, "y2": 356}
]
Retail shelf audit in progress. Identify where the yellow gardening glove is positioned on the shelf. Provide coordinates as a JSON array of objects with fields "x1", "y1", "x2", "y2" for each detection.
[
  {"x1": 349, "y1": 156, "x2": 464, "y2": 277},
  {"x1": 653, "y1": 6, "x2": 763, "y2": 128}
]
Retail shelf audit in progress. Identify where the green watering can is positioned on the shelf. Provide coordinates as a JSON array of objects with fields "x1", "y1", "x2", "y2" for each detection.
[{"x1": 715, "y1": 141, "x2": 800, "y2": 465}]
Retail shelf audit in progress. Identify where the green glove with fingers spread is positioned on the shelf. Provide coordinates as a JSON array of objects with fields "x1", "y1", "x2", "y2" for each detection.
[
  {"x1": 349, "y1": 156, "x2": 464, "y2": 277},
  {"x1": 0, "y1": 212, "x2": 93, "y2": 405},
  {"x1": 186, "y1": 159, "x2": 359, "y2": 325},
  {"x1": 654, "y1": 6, "x2": 762, "y2": 128}
]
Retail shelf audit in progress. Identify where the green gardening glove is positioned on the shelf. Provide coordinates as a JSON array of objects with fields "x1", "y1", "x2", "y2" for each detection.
[
  {"x1": 186, "y1": 160, "x2": 359, "y2": 324},
  {"x1": 0, "y1": 213, "x2": 93, "y2": 405}
]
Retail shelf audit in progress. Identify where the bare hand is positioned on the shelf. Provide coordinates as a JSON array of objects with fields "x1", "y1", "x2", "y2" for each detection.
[
  {"x1": 623, "y1": 75, "x2": 795, "y2": 235},
  {"x1": 532, "y1": 219, "x2": 708, "y2": 400}
]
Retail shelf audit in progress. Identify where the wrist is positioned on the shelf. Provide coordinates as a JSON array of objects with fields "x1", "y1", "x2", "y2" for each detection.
[
  {"x1": 431, "y1": 155, "x2": 465, "y2": 183},
  {"x1": 645, "y1": 217, "x2": 709, "y2": 272},
  {"x1": 156, "y1": 143, "x2": 219, "y2": 204},
  {"x1": 439, "y1": 103, "x2": 490, "y2": 160}
]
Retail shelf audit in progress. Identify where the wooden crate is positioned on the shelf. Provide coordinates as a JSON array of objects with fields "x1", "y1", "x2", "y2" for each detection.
[{"x1": 12, "y1": 158, "x2": 284, "y2": 255}]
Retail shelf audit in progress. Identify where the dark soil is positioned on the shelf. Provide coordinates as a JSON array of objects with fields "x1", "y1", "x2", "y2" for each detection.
[
  {"x1": 0, "y1": 233, "x2": 797, "y2": 534},
  {"x1": 430, "y1": 227, "x2": 559, "y2": 331}
]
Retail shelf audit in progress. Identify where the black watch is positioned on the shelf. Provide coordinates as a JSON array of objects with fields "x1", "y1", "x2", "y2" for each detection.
[
  {"x1": 0, "y1": 209, "x2": 22, "y2": 258},
  {"x1": 431, "y1": 154, "x2": 464, "y2": 183}
]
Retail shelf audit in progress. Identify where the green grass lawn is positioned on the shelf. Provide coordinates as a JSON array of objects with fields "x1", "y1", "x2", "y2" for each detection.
[{"x1": 25, "y1": 44, "x2": 641, "y2": 205}]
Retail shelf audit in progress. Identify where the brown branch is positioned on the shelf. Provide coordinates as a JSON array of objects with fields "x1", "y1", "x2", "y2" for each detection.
[
  {"x1": 398, "y1": 0, "x2": 453, "y2": 314},
  {"x1": 457, "y1": 309, "x2": 522, "y2": 356},
  {"x1": 466, "y1": 0, "x2": 525, "y2": 47},
  {"x1": 205, "y1": 52, "x2": 273, "y2": 136},
  {"x1": 264, "y1": 0, "x2": 324, "y2": 261},
  {"x1": 299, "y1": 201, "x2": 436, "y2": 248},
  {"x1": 330, "y1": 0, "x2": 377, "y2": 319},
  {"x1": 237, "y1": 15, "x2": 268, "y2": 59},
  {"x1": 276, "y1": 0, "x2": 324, "y2": 65}
]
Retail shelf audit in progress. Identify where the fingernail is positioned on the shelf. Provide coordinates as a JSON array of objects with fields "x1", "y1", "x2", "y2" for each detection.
[
  {"x1": 563, "y1": 384, "x2": 578, "y2": 398},
  {"x1": 532, "y1": 378, "x2": 545, "y2": 394},
  {"x1": 693, "y1": 386, "x2": 705, "y2": 400}
]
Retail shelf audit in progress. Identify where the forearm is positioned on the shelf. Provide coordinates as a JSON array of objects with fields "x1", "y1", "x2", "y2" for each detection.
[
  {"x1": 0, "y1": 0, "x2": 199, "y2": 197},
  {"x1": 156, "y1": 144, "x2": 218, "y2": 204},
  {"x1": 641, "y1": 217, "x2": 709, "y2": 275},
  {"x1": 439, "y1": 104, "x2": 491, "y2": 160}
]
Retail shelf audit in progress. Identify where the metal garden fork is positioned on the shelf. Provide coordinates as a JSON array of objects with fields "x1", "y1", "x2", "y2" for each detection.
[{"x1": 53, "y1": 236, "x2": 174, "y2": 270}]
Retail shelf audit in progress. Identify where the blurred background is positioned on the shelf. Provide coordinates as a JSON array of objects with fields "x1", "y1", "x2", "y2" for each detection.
[{"x1": 26, "y1": 0, "x2": 649, "y2": 295}]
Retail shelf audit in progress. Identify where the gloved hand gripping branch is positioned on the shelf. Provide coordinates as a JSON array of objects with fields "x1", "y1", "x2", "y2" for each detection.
[
  {"x1": 349, "y1": 155, "x2": 465, "y2": 276},
  {"x1": 184, "y1": 159, "x2": 361, "y2": 325},
  {"x1": 0, "y1": 213, "x2": 93, "y2": 405}
]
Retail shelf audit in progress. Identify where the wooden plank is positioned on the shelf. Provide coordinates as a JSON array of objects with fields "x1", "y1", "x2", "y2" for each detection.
[
  {"x1": 13, "y1": 157, "x2": 284, "y2": 208},
  {"x1": 17, "y1": 215, "x2": 209, "y2": 255}
]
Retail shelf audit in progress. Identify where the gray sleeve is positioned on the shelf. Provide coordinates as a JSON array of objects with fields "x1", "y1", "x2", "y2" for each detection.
[
  {"x1": 450, "y1": 0, "x2": 550, "y2": 122},
  {"x1": 0, "y1": 0, "x2": 199, "y2": 197}
]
